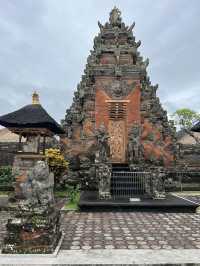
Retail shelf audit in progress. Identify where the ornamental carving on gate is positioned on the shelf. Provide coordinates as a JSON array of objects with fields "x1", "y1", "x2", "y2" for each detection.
[
  {"x1": 108, "y1": 120, "x2": 126, "y2": 163},
  {"x1": 99, "y1": 80, "x2": 136, "y2": 99}
]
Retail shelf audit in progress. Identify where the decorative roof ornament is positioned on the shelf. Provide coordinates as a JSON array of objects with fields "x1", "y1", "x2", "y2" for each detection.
[
  {"x1": 128, "y1": 22, "x2": 135, "y2": 32},
  {"x1": 109, "y1": 6, "x2": 122, "y2": 26},
  {"x1": 32, "y1": 91, "x2": 40, "y2": 105}
]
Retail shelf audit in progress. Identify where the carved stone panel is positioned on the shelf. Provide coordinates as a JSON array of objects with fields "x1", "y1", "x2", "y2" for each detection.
[
  {"x1": 97, "y1": 79, "x2": 136, "y2": 99},
  {"x1": 108, "y1": 120, "x2": 126, "y2": 163}
]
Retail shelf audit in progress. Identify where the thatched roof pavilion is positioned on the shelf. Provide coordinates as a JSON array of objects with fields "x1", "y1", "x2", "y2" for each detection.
[
  {"x1": 0, "y1": 92, "x2": 64, "y2": 154},
  {"x1": 0, "y1": 92, "x2": 64, "y2": 136}
]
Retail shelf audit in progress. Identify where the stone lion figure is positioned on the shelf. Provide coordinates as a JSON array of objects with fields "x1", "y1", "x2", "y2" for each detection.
[{"x1": 20, "y1": 160, "x2": 54, "y2": 211}]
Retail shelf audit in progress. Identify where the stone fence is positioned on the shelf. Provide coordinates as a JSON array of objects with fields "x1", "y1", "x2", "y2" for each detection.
[{"x1": 0, "y1": 142, "x2": 18, "y2": 166}]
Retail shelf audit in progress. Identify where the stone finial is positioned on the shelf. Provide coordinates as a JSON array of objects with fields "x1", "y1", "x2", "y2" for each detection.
[
  {"x1": 109, "y1": 6, "x2": 122, "y2": 26},
  {"x1": 98, "y1": 21, "x2": 104, "y2": 31},
  {"x1": 128, "y1": 22, "x2": 135, "y2": 32},
  {"x1": 32, "y1": 91, "x2": 40, "y2": 105}
]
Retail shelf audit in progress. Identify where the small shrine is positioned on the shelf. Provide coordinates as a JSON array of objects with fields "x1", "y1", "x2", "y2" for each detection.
[
  {"x1": 0, "y1": 92, "x2": 64, "y2": 199},
  {"x1": 61, "y1": 7, "x2": 178, "y2": 202},
  {"x1": 0, "y1": 92, "x2": 64, "y2": 253}
]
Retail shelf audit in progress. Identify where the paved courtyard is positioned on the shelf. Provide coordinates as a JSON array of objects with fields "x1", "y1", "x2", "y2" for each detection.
[
  {"x1": 61, "y1": 211, "x2": 200, "y2": 250},
  {"x1": 1, "y1": 211, "x2": 200, "y2": 251}
]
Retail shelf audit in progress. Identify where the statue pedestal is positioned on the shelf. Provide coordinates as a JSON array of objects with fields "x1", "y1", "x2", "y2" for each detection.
[
  {"x1": 2, "y1": 208, "x2": 61, "y2": 254},
  {"x1": 13, "y1": 154, "x2": 45, "y2": 199},
  {"x1": 3, "y1": 160, "x2": 62, "y2": 254},
  {"x1": 96, "y1": 163, "x2": 112, "y2": 199}
]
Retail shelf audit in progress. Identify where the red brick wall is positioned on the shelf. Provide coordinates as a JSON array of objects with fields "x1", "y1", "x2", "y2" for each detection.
[
  {"x1": 126, "y1": 82, "x2": 141, "y2": 131},
  {"x1": 141, "y1": 119, "x2": 174, "y2": 166},
  {"x1": 95, "y1": 88, "x2": 110, "y2": 129},
  {"x1": 95, "y1": 77, "x2": 141, "y2": 131},
  {"x1": 94, "y1": 77, "x2": 174, "y2": 166}
]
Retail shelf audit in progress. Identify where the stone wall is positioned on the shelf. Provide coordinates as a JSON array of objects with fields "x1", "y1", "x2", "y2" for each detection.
[
  {"x1": 0, "y1": 142, "x2": 18, "y2": 166},
  {"x1": 178, "y1": 144, "x2": 200, "y2": 169}
]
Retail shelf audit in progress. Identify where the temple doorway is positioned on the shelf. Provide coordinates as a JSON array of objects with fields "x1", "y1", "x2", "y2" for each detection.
[
  {"x1": 107, "y1": 100, "x2": 127, "y2": 163},
  {"x1": 108, "y1": 120, "x2": 126, "y2": 163}
]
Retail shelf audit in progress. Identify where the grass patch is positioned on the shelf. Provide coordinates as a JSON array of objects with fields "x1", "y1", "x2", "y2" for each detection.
[
  {"x1": 54, "y1": 189, "x2": 68, "y2": 198},
  {"x1": 0, "y1": 191, "x2": 12, "y2": 197},
  {"x1": 64, "y1": 201, "x2": 79, "y2": 210},
  {"x1": 63, "y1": 192, "x2": 80, "y2": 211}
]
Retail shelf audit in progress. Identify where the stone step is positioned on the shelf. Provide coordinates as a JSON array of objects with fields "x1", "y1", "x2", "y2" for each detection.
[
  {"x1": 111, "y1": 187, "x2": 143, "y2": 191},
  {"x1": 111, "y1": 177, "x2": 146, "y2": 183},
  {"x1": 112, "y1": 168, "x2": 131, "y2": 172}
]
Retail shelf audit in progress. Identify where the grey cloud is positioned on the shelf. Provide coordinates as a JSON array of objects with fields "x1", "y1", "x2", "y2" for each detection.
[{"x1": 0, "y1": 0, "x2": 199, "y2": 123}]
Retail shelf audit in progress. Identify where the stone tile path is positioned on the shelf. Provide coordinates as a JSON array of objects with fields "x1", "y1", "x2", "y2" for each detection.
[
  {"x1": 0, "y1": 211, "x2": 200, "y2": 251},
  {"x1": 60, "y1": 211, "x2": 200, "y2": 250}
]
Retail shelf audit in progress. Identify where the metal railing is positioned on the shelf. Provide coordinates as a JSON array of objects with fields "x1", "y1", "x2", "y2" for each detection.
[
  {"x1": 166, "y1": 171, "x2": 200, "y2": 191},
  {"x1": 111, "y1": 171, "x2": 151, "y2": 199}
]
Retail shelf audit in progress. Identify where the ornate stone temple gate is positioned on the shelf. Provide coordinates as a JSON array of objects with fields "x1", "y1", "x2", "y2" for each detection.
[{"x1": 61, "y1": 7, "x2": 178, "y2": 201}]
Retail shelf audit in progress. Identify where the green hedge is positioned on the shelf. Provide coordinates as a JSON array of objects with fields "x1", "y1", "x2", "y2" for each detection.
[{"x1": 0, "y1": 166, "x2": 14, "y2": 191}]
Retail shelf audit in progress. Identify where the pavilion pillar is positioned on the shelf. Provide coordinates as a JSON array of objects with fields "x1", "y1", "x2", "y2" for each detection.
[
  {"x1": 43, "y1": 136, "x2": 46, "y2": 155},
  {"x1": 18, "y1": 133, "x2": 22, "y2": 152}
]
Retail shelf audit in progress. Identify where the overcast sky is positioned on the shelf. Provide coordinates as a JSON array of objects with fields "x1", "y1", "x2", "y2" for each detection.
[{"x1": 0, "y1": 0, "x2": 199, "y2": 123}]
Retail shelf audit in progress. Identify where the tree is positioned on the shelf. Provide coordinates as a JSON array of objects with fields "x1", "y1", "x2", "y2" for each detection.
[{"x1": 172, "y1": 108, "x2": 200, "y2": 144}]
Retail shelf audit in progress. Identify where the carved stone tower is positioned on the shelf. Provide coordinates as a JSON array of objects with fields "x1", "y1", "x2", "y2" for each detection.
[{"x1": 61, "y1": 7, "x2": 177, "y2": 190}]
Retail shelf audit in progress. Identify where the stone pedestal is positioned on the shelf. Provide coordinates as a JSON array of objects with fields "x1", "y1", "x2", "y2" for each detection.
[
  {"x1": 13, "y1": 154, "x2": 45, "y2": 199},
  {"x1": 3, "y1": 160, "x2": 62, "y2": 254},
  {"x1": 97, "y1": 163, "x2": 112, "y2": 199},
  {"x1": 2, "y1": 209, "x2": 61, "y2": 254}
]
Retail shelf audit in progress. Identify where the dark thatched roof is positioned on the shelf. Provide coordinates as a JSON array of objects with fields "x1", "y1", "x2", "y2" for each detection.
[
  {"x1": 191, "y1": 121, "x2": 200, "y2": 132},
  {"x1": 0, "y1": 104, "x2": 65, "y2": 135}
]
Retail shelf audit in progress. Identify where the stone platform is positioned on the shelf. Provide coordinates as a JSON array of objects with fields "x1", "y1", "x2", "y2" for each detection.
[{"x1": 79, "y1": 191, "x2": 199, "y2": 212}]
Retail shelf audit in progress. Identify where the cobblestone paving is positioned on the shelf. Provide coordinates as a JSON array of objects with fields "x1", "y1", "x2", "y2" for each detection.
[
  {"x1": 61, "y1": 212, "x2": 200, "y2": 250},
  {"x1": 0, "y1": 211, "x2": 200, "y2": 250}
]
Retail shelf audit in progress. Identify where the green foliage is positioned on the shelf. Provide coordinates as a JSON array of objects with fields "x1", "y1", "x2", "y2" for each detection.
[
  {"x1": 56, "y1": 185, "x2": 80, "y2": 211},
  {"x1": 54, "y1": 189, "x2": 68, "y2": 198},
  {"x1": 0, "y1": 166, "x2": 14, "y2": 186},
  {"x1": 65, "y1": 184, "x2": 80, "y2": 203},
  {"x1": 64, "y1": 201, "x2": 79, "y2": 211},
  {"x1": 172, "y1": 108, "x2": 200, "y2": 129}
]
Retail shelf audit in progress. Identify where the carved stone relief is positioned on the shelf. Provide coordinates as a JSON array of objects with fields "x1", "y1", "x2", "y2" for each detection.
[
  {"x1": 99, "y1": 79, "x2": 135, "y2": 99},
  {"x1": 108, "y1": 120, "x2": 126, "y2": 163},
  {"x1": 97, "y1": 163, "x2": 111, "y2": 199}
]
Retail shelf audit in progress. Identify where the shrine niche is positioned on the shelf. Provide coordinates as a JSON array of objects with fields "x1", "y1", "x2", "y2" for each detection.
[{"x1": 61, "y1": 7, "x2": 177, "y2": 198}]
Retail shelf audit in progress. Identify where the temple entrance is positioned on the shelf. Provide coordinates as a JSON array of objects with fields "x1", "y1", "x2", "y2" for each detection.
[{"x1": 108, "y1": 120, "x2": 126, "y2": 163}]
